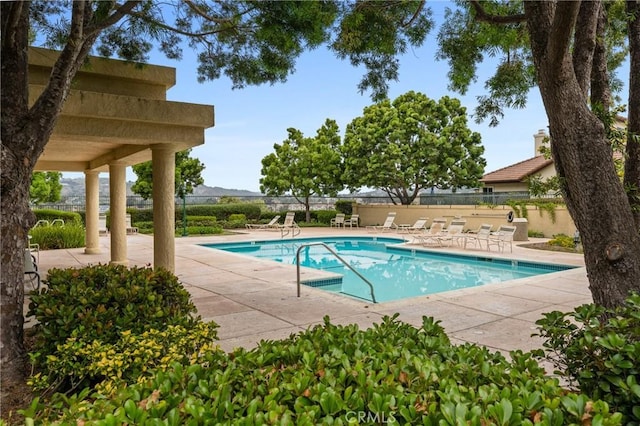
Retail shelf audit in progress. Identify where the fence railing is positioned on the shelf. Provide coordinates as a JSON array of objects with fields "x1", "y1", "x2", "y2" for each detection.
[{"x1": 33, "y1": 191, "x2": 549, "y2": 212}]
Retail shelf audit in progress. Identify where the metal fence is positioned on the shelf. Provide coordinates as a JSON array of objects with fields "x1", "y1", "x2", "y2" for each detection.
[{"x1": 34, "y1": 191, "x2": 548, "y2": 212}]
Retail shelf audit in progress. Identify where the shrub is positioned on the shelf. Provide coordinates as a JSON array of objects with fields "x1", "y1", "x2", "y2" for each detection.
[
  {"x1": 28, "y1": 265, "x2": 198, "y2": 357},
  {"x1": 28, "y1": 265, "x2": 201, "y2": 394},
  {"x1": 528, "y1": 229, "x2": 545, "y2": 238},
  {"x1": 184, "y1": 215, "x2": 217, "y2": 226},
  {"x1": 135, "y1": 221, "x2": 155, "y2": 233},
  {"x1": 33, "y1": 209, "x2": 82, "y2": 225},
  {"x1": 31, "y1": 315, "x2": 622, "y2": 424},
  {"x1": 29, "y1": 323, "x2": 220, "y2": 396},
  {"x1": 548, "y1": 233, "x2": 575, "y2": 248},
  {"x1": 29, "y1": 222, "x2": 85, "y2": 249},
  {"x1": 177, "y1": 225, "x2": 224, "y2": 235},
  {"x1": 184, "y1": 204, "x2": 261, "y2": 221},
  {"x1": 535, "y1": 293, "x2": 640, "y2": 423},
  {"x1": 315, "y1": 210, "x2": 338, "y2": 225},
  {"x1": 334, "y1": 200, "x2": 354, "y2": 215}
]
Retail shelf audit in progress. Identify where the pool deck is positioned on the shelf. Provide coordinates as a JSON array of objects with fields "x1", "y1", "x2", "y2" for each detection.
[{"x1": 27, "y1": 227, "x2": 591, "y2": 356}]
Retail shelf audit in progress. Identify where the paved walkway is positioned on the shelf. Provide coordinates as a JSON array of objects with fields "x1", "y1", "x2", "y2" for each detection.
[{"x1": 28, "y1": 228, "x2": 590, "y2": 355}]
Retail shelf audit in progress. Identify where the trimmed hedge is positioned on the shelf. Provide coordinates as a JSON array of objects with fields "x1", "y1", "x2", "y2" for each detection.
[
  {"x1": 33, "y1": 209, "x2": 82, "y2": 225},
  {"x1": 30, "y1": 315, "x2": 622, "y2": 424},
  {"x1": 29, "y1": 222, "x2": 85, "y2": 249}
]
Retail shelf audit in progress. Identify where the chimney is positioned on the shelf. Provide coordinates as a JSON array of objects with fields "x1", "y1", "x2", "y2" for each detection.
[{"x1": 533, "y1": 129, "x2": 548, "y2": 156}]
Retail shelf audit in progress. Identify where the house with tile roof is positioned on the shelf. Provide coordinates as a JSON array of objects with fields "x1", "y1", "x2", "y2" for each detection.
[{"x1": 480, "y1": 129, "x2": 555, "y2": 193}]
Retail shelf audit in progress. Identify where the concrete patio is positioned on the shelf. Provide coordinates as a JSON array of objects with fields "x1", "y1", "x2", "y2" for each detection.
[{"x1": 27, "y1": 227, "x2": 591, "y2": 355}]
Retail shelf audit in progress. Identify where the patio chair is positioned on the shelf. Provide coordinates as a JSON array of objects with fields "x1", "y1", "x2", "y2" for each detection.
[
  {"x1": 487, "y1": 225, "x2": 517, "y2": 253},
  {"x1": 126, "y1": 214, "x2": 138, "y2": 235},
  {"x1": 366, "y1": 212, "x2": 397, "y2": 233},
  {"x1": 431, "y1": 217, "x2": 448, "y2": 230},
  {"x1": 24, "y1": 248, "x2": 40, "y2": 293},
  {"x1": 432, "y1": 223, "x2": 466, "y2": 247},
  {"x1": 98, "y1": 214, "x2": 109, "y2": 236},
  {"x1": 50, "y1": 218, "x2": 65, "y2": 226},
  {"x1": 330, "y1": 213, "x2": 345, "y2": 228},
  {"x1": 412, "y1": 222, "x2": 445, "y2": 245},
  {"x1": 462, "y1": 224, "x2": 493, "y2": 250},
  {"x1": 400, "y1": 217, "x2": 429, "y2": 234},
  {"x1": 278, "y1": 212, "x2": 301, "y2": 238},
  {"x1": 246, "y1": 215, "x2": 281, "y2": 230},
  {"x1": 344, "y1": 214, "x2": 359, "y2": 228}
]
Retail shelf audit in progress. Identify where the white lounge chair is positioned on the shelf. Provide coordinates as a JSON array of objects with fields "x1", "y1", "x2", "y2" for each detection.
[
  {"x1": 399, "y1": 217, "x2": 429, "y2": 234},
  {"x1": 412, "y1": 222, "x2": 445, "y2": 245},
  {"x1": 344, "y1": 214, "x2": 359, "y2": 228},
  {"x1": 246, "y1": 215, "x2": 281, "y2": 230},
  {"x1": 366, "y1": 212, "x2": 397, "y2": 233},
  {"x1": 487, "y1": 225, "x2": 517, "y2": 253},
  {"x1": 330, "y1": 213, "x2": 345, "y2": 228},
  {"x1": 433, "y1": 223, "x2": 466, "y2": 247},
  {"x1": 463, "y1": 224, "x2": 493, "y2": 250},
  {"x1": 278, "y1": 212, "x2": 301, "y2": 238}
]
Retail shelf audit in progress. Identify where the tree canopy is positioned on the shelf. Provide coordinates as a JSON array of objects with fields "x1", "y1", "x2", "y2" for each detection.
[
  {"x1": 29, "y1": 171, "x2": 62, "y2": 205},
  {"x1": 3, "y1": 0, "x2": 640, "y2": 390},
  {"x1": 343, "y1": 91, "x2": 485, "y2": 205},
  {"x1": 260, "y1": 119, "x2": 344, "y2": 222},
  {"x1": 432, "y1": 1, "x2": 640, "y2": 309},
  {"x1": 131, "y1": 149, "x2": 205, "y2": 200},
  {"x1": 2, "y1": 0, "x2": 433, "y2": 382}
]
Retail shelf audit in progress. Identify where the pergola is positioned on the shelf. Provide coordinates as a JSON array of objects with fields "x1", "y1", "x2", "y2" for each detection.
[{"x1": 29, "y1": 47, "x2": 215, "y2": 272}]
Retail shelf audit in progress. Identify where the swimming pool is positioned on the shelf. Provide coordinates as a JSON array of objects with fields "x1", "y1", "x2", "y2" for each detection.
[{"x1": 201, "y1": 237, "x2": 575, "y2": 303}]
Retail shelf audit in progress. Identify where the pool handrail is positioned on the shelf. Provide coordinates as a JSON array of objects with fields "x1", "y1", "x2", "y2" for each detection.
[{"x1": 295, "y1": 242, "x2": 377, "y2": 303}]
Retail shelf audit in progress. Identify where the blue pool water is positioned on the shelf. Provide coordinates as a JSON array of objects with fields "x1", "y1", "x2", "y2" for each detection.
[{"x1": 201, "y1": 237, "x2": 575, "y2": 303}]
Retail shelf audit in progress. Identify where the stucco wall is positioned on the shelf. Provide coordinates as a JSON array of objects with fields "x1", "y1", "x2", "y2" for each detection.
[{"x1": 353, "y1": 204, "x2": 576, "y2": 238}]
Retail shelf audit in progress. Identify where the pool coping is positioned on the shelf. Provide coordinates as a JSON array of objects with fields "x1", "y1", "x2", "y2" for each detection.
[
  {"x1": 29, "y1": 228, "x2": 591, "y2": 356},
  {"x1": 200, "y1": 237, "x2": 578, "y2": 303}
]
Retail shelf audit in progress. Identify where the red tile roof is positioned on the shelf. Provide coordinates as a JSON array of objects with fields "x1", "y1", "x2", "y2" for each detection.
[{"x1": 481, "y1": 156, "x2": 554, "y2": 184}]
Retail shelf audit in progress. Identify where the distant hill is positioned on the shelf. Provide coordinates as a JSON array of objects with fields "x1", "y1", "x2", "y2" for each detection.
[{"x1": 60, "y1": 177, "x2": 263, "y2": 197}]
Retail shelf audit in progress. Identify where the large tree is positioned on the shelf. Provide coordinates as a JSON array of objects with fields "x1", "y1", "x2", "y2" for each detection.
[
  {"x1": 131, "y1": 149, "x2": 205, "y2": 200},
  {"x1": 434, "y1": 1, "x2": 640, "y2": 309},
  {"x1": 260, "y1": 119, "x2": 344, "y2": 222},
  {"x1": 343, "y1": 91, "x2": 486, "y2": 205},
  {"x1": 1, "y1": 0, "x2": 431, "y2": 383},
  {"x1": 29, "y1": 171, "x2": 62, "y2": 205}
]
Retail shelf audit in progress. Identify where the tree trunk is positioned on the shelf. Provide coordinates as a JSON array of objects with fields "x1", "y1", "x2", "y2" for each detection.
[
  {"x1": 525, "y1": 1, "x2": 640, "y2": 309},
  {"x1": 625, "y1": 0, "x2": 640, "y2": 230},
  {"x1": 1, "y1": 0, "x2": 100, "y2": 381},
  {"x1": 0, "y1": 147, "x2": 34, "y2": 384}
]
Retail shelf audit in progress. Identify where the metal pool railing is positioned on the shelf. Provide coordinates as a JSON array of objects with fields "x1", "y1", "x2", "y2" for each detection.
[{"x1": 295, "y1": 242, "x2": 377, "y2": 303}]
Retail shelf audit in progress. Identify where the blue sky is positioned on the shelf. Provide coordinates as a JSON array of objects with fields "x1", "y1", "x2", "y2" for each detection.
[{"x1": 64, "y1": 3, "x2": 628, "y2": 193}]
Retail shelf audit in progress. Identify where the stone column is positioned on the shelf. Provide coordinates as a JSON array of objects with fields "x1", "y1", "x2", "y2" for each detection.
[
  {"x1": 109, "y1": 162, "x2": 128, "y2": 265},
  {"x1": 84, "y1": 170, "x2": 101, "y2": 254},
  {"x1": 151, "y1": 145, "x2": 176, "y2": 272}
]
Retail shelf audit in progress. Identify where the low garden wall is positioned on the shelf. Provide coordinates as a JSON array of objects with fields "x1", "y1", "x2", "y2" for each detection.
[{"x1": 353, "y1": 204, "x2": 577, "y2": 238}]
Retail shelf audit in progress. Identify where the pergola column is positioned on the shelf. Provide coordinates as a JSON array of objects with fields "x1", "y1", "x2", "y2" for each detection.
[
  {"x1": 151, "y1": 145, "x2": 176, "y2": 272},
  {"x1": 84, "y1": 170, "x2": 100, "y2": 254},
  {"x1": 109, "y1": 162, "x2": 128, "y2": 265}
]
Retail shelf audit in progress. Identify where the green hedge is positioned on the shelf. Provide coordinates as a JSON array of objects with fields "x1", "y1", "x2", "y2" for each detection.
[
  {"x1": 335, "y1": 200, "x2": 354, "y2": 215},
  {"x1": 28, "y1": 223, "x2": 85, "y2": 249},
  {"x1": 184, "y1": 204, "x2": 260, "y2": 220},
  {"x1": 28, "y1": 265, "x2": 201, "y2": 394},
  {"x1": 33, "y1": 209, "x2": 82, "y2": 225},
  {"x1": 30, "y1": 315, "x2": 622, "y2": 424},
  {"x1": 536, "y1": 293, "x2": 640, "y2": 422}
]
